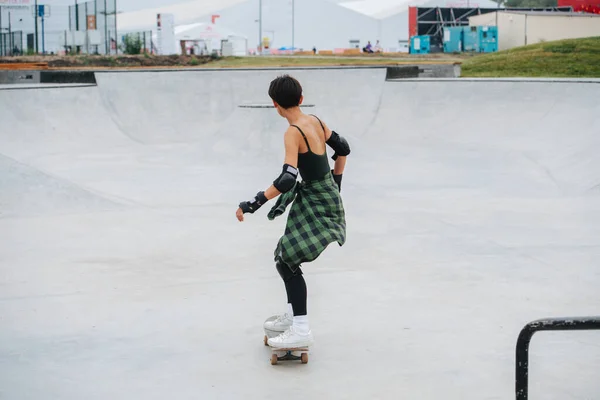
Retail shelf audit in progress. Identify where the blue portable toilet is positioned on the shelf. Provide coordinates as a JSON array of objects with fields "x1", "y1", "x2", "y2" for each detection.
[
  {"x1": 479, "y1": 26, "x2": 498, "y2": 53},
  {"x1": 463, "y1": 26, "x2": 498, "y2": 53},
  {"x1": 462, "y1": 26, "x2": 480, "y2": 52},
  {"x1": 443, "y1": 27, "x2": 463, "y2": 53},
  {"x1": 410, "y1": 35, "x2": 430, "y2": 54}
]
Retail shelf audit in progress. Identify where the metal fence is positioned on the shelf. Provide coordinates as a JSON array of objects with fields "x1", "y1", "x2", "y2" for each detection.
[
  {"x1": 0, "y1": 30, "x2": 23, "y2": 56},
  {"x1": 68, "y1": 0, "x2": 117, "y2": 55}
]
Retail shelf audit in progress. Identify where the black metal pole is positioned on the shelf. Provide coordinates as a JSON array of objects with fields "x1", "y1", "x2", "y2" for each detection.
[
  {"x1": 35, "y1": 0, "x2": 38, "y2": 53},
  {"x1": 0, "y1": 6, "x2": 3, "y2": 57},
  {"x1": 516, "y1": 316, "x2": 600, "y2": 400},
  {"x1": 515, "y1": 324, "x2": 534, "y2": 400},
  {"x1": 41, "y1": 10, "x2": 45, "y2": 54},
  {"x1": 104, "y1": 0, "x2": 108, "y2": 54},
  {"x1": 114, "y1": 0, "x2": 117, "y2": 55},
  {"x1": 8, "y1": 11, "x2": 11, "y2": 55}
]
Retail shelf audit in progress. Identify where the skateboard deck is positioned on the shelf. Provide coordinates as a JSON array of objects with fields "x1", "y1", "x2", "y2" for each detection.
[{"x1": 264, "y1": 333, "x2": 309, "y2": 365}]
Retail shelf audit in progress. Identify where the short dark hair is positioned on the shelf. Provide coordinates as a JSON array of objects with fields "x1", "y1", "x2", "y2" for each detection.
[{"x1": 268, "y1": 75, "x2": 302, "y2": 109}]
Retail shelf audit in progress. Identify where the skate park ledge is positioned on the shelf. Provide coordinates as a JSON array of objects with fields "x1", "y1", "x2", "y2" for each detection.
[{"x1": 0, "y1": 64, "x2": 460, "y2": 86}]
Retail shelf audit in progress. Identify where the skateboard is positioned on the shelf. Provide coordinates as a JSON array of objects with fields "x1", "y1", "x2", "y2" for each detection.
[{"x1": 263, "y1": 316, "x2": 309, "y2": 365}]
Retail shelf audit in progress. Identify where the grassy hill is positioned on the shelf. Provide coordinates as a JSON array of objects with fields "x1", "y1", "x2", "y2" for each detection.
[{"x1": 461, "y1": 36, "x2": 600, "y2": 78}]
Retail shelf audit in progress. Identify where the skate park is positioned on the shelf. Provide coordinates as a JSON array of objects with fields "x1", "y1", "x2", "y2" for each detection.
[{"x1": 1, "y1": 67, "x2": 599, "y2": 399}]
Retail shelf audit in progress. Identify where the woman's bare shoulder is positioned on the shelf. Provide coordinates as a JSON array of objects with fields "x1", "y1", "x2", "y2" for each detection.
[
  {"x1": 283, "y1": 125, "x2": 302, "y2": 144},
  {"x1": 309, "y1": 114, "x2": 332, "y2": 140}
]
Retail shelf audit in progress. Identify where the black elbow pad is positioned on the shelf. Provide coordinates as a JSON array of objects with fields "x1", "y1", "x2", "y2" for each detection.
[
  {"x1": 326, "y1": 131, "x2": 351, "y2": 160},
  {"x1": 273, "y1": 164, "x2": 298, "y2": 193}
]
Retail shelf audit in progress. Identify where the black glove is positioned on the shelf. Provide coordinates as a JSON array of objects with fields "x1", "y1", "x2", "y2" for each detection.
[
  {"x1": 239, "y1": 191, "x2": 268, "y2": 214},
  {"x1": 331, "y1": 170, "x2": 343, "y2": 192}
]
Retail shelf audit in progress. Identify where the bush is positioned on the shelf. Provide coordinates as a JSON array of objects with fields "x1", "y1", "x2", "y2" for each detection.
[{"x1": 123, "y1": 34, "x2": 143, "y2": 55}]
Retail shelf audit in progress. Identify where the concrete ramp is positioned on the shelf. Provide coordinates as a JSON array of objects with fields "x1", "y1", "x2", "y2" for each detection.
[
  {"x1": 1, "y1": 70, "x2": 599, "y2": 400},
  {"x1": 361, "y1": 79, "x2": 600, "y2": 195},
  {"x1": 93, "y1": 68, "x2": 387, "y2": 148}
]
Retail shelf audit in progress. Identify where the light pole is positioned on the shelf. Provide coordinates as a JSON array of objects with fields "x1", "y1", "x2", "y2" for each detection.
[
  {"x1": 104, "y1": 0, "x2": 108, "y2": 54},
  {"x1": 114, "y1": 0, "x2": 118, "y2": 55},
  {"x1": 35, "y1": 0, "x2": 38, "y2": 53},
  {"x1": 258, "y1": 0, "x2": 262, "y2": 54},
  {"x1": 75, "y1": 0, "x2": 79, "y2": 30},
  {"x1": 291, "y1": 0, "x2": 294, "y2": 53},
  {"x1": 8, "y1": 11, "x2": 11, "y2": 54},
  {"x1": 0, "y1": 7, "x2": 3, "y2": 56}
]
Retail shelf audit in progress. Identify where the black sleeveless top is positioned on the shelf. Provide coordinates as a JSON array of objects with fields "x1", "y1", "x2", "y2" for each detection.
[{"x1": 291, "y1": 116, "x2": 330, "y2": 182}]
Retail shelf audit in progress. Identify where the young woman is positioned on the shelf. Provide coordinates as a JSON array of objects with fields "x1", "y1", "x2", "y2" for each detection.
[{"x1": 236, "y1": 74, "x2": 350, "y2": 349}]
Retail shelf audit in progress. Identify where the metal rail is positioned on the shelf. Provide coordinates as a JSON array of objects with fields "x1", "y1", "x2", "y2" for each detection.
[{"x1": 515, "y1": 316, "x2": 600, "y2": 400}]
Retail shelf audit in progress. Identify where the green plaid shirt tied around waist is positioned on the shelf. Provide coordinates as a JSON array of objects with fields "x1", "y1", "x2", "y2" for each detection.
[{"x1": 267, "y1": 172, "x2": 346, "y2": 267}]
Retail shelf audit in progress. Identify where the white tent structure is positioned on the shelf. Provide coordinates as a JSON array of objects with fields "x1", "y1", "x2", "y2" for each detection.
[
  {"x1": 151, "y1": 22, "x2": 248, "y2": 55},
  {"x1": 117, "y1": 0, "x2": 247, "y2": 32},
  {"x1": 117, "y1": 0, "x2": 380, "y2": 53}
]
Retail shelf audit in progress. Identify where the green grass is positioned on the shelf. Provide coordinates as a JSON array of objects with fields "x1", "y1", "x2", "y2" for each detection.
[
  {"x1": 461, "y1": 36, "x2": 600, "y2": 78},
  {"x1": 204, "y1": 55, "x2": 465, "y2": 68}
]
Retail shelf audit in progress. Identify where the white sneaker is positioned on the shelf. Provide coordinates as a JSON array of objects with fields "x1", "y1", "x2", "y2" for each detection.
[
  {"x1": 264, "y1": 313, "x2": 293, "y2": 333},
  {"x1": 267, "y1": 325, "x2": 314, "y2": 349}
]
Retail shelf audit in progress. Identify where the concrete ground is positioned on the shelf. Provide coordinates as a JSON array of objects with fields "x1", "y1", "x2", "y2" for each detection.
[{"x1": 1, "y1": 68, "x2": 599, "y2": 400}]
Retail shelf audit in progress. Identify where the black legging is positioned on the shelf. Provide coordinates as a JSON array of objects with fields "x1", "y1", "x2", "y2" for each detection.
[
  {"x1": 276, "y1": 260, "x2": 308, "y2": 316},
  {"x1": 285, "y1": 274, "x2": 307, "y2": 316}
]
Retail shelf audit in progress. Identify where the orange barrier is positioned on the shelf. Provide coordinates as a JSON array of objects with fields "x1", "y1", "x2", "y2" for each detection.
[
  {"x1": 343, "y1": 48, "x2": 361, "y2": 55},
  {"x1": 318, "y1": 50, "x2": 333, "y2": 55},
  {"x1": 0, "y1": 63, "x2": 49, "y2": 70}
]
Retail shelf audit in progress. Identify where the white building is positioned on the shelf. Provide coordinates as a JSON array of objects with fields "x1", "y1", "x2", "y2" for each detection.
[{"x1": 469, "y1": 11, "x2": 600, "y2": 51}]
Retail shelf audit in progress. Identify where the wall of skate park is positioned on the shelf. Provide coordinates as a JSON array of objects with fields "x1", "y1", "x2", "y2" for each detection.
[
  {"x1": 2, "y1": 67, "x2": 598, "y2": 190},
  {"x1": 0, "y1": 70, "x2": 97, "y2": 85},
  {"x1": 0, "y1": 63, "x2": 460, "y2": 86}
]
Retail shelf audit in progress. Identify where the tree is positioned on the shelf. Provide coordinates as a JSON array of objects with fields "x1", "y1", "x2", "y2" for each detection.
[{"x1": 123, "y1": 34, "x2": 143, "y2": 55}]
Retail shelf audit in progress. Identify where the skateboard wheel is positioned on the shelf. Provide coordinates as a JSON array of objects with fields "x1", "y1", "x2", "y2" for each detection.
[
  {"x1": 301, "y1": 353, "x2": 308, "y2": 364},
  {"x1": 271, "y1": 354, "x2": 278, "y2": 365},
  {"x1": 264, "y1": 335, "x2": 268, "y2": 346}
]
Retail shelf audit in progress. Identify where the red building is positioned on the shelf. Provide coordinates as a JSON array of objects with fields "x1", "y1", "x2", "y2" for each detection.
[{"x1": 558, "y1": 0, "x2": 600, "y2": 13}]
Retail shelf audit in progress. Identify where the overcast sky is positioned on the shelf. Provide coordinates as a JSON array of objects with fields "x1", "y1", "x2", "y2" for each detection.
[{"x1": 3, "y1": 0, "x2": 480, "y2": 19}]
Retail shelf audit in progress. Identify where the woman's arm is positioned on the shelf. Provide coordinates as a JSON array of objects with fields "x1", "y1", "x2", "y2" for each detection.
[
  {"x1": 319, "y1": 119, "x2": 350, "y2": 191},
  {"x1": 264, "y1": 128, "x2": 299, "y2": 200},
  {"x1": 333, "y1": 155, "x2": 346, "y2": 176},
  {"x1": 236, "y1": 128, "x2": 300, "y2": 221},
  {"x1": 320, "y1": 119, "x2": 350, "y2": 175}
]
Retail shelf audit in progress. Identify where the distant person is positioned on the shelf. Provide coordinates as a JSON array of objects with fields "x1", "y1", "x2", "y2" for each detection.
[
  {"x1": 374, "y1": 40, "x2": 382, "y2": 53},
  {"x1": 235, "y1": 74, "x2": 350, "y2": 349},
  {"x1": 363, "y1": 41, "x2": 373, "y2": 53}
]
